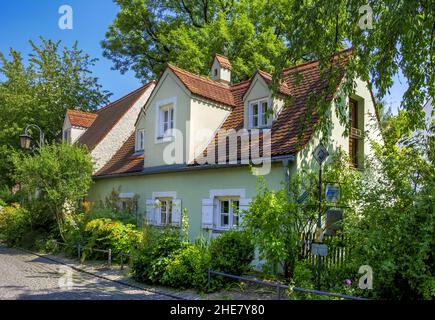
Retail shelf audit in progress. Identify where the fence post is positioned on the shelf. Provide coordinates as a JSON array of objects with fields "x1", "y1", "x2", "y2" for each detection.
[
  {"x1": 120, "y1": 252, "x2": 124, "y2": 270},
  {"x1": 77, "y1": 244, "x2": 81, "y2": 262},
  {"x1": 108, "y1": 249, "x2": 112, "y2": 268},
  {"x1": 207, "y1": 268, "x2": 211, "y2": 292}
]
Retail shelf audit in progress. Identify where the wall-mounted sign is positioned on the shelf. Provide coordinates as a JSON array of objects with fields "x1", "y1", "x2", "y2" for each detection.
[
  {"x1": 325, "y1": 184, "x2": 340, "y2": 203},
  {"x1": 311, "y1": 243, "x2": 328, "y2": 256},
  {"x1": 325, "y1": 209, "x2": 343, "y2": 236}
]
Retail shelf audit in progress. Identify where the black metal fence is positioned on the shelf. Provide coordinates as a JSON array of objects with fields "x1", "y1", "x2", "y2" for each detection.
[{"x1": 207, "y1": 269, "x2": 368, "y2": 300}]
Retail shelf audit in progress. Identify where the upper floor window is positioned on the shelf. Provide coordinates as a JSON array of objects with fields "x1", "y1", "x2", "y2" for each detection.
[
  {"x1": 63, "y1": 129, "x2": 70, "y2": 143},
  {"x1": 136, "y1": 129, "x2": 145, "y2": 151},
  {"x1": 216, "y1": 197, "x2": 240, "y2": 229},
  {"x1": 158, "y1": 104, "x2": 174, "y2": 139},
  {"x1": 249, "y1": 99, "x2": 271, "y2": 128}
]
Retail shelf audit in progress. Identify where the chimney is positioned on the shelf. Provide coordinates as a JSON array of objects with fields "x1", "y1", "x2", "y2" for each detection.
[{"x1": 211, "y1": 53, "x2": 232, "y2": 84}]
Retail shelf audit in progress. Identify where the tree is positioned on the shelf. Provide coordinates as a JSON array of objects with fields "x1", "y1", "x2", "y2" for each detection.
[
  {"x1": 103, "y1": 0, "x2": 433, "y2": 130},
  {"x1": 0, "y1": 37, "x2": 111, "y2": 187},
  {"x1": 12, "y1": 143, "x2": 94, "y2": 239}
]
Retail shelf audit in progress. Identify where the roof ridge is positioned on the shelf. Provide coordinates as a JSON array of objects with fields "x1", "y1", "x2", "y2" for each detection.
[
  {"x1": 67, "y1": 109, "x2": 97, "y2": 116},
  {"x1": 283, "y1": 48, "x2": 353, "y2": 74},
  {"x1": 167, "y1": 64, "x2": 230, "y2": 89},
  {"x1": 97, "y1": 80, "x2": 156, "y2": 113}
]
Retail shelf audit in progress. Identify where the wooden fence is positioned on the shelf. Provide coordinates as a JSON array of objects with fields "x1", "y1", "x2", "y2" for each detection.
[{"x1": 300, "y1": 232, "x2": 349, "y2": 269}]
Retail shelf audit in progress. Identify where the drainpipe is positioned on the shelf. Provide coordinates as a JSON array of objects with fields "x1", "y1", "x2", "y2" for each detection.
[{"x1": 282, "y1": 159, "x2": 290, "y2": 191}]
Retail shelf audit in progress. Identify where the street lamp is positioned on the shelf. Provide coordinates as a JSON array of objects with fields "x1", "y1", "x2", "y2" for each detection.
[{"x1": 19, "y1": 124, "x2": 45, "y2": 150}]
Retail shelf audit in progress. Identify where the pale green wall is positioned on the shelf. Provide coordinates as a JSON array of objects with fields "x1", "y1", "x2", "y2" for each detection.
[
  {"x1": 136, "y1": 71, "x2": 191, "y2": 168},
  {"x1": 88, "y1": 162, "x2": 289, "y2": 239}
]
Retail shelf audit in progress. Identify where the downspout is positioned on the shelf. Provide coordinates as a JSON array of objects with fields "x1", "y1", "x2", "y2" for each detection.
[{"x1": 282, "y1": 159, "x2": 290, "y2": 192}]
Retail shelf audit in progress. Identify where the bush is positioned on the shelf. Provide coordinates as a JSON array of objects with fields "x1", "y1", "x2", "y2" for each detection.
[
  {"x1": 209, "y1": 231, "x2": 255, "y2": 275},
  {"x1": 82, "y1": 218, "x2": 142, "y2": 261},
  {"x1": 87, "y1": 207, "x2": 137, "y2": 225},
  {"x1": 0, "y1": 204, "x2": 30, "y2": 246},
  {"x1": 131, "y1": 226, "x2": 184, "y2": 284},
  {"x1": 162, "y1": 241, "x2": 211, "y2": 291}
]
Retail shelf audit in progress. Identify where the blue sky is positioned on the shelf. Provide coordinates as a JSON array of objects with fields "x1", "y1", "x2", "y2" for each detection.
[{"x1": 0, "y1": 0, "x2": 407, "y2": 112}]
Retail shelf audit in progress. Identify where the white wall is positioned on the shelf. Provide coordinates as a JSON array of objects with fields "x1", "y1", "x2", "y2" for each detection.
[{"x1": 91, "y1": 84, "x2": 155, "y2": 172}]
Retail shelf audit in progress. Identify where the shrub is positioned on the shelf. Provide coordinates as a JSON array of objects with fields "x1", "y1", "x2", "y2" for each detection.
[
  {"x1": 0, "y1": 204, "x2": 30, "y2": 246},
  {"x1": 82, "y1": 218, "x2": 142, "y2": 261},
  {"x1": 131, "y1": 226, "x2": 184, "y2": 284},
  {"x1": 209, "y1": 231, "x2": 255, "y2": 275},
  {"x1": 162, "y1": 242, "x2": 211, "y2": 291}
]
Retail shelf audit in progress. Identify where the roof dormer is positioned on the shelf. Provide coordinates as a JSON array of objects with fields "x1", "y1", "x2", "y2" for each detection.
[{"x1": 211, "y1": 54, "x2": 232, "y2": 84}]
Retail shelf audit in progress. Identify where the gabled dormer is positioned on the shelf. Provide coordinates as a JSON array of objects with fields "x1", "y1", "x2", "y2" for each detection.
[
  {"x1": 63, "y1": 109, "x2": 97, "y2": 144},
  {"x1": 243, "y1": 71, "x2": 288, "y2": 130},
  {"x1": 211, "y1": 54, "x2": 232, "y2": 84}
]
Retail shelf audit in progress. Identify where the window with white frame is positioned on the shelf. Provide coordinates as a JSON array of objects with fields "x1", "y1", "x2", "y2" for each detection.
[
  {"x1": 217, "y1": 197, "x2": 240, "y2": 229},
  {"x1": 158, "y1": 104, "x2": 174, "y2": 138},
  {"x1": 249, "y1": 99, "x2": 271, "y2": 128},
  {"x1": 136, "y1": 129, "x2": 145, "y2": 151},
  {"x1": 157, "y1": 197, "x2": 173, "y2": 225},
  {"x1": 63, "y1": 129, "x2": 70, "y2": 143}
]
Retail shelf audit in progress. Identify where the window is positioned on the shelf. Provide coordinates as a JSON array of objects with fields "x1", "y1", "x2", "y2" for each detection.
[
  {"x1": 158, "y1": 104, "x2": 174, "y2": 138},
  {"x1": 63, "y1": 129, "x2": 70, "y2": 143},
  {"x1": 217, "y1": 197, "x2": 240, "y2": 229},
  {"x1": 214, "y1": 68, "x2": 218, "y2": 77},
  {"x1": 249, "y1": 99, "x2": 271, "y2": 128},
  {"x1": 349, "y1": 98, "x2": 359, "y2": 168},
  {"x1": 136, "y1": 129, "x2": 145, "y2": 151},
  {"x1": 157, "y1": 198, "x2": 173, "y2": 225}
]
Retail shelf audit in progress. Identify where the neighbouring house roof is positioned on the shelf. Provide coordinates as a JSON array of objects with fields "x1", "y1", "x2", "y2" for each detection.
[
  {"x1": 95, "y1": 133, "x2": 144, "y2": 176},
  {"x1": 94, "y1": 49, "x2": 352, "y2": 177},
  {"x1": 214, "y1": 53, "x2": 232, "y2": 70},
  {"x1": 77, "y1": 81, "x2": 155, "y2": 151},
  {"x1": 66, "y1": 109, "x2": 97, "y2": 128}
]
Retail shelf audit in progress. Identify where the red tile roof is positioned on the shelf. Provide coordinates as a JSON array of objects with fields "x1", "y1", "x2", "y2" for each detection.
[
  {"x1": 214, "y1": 54, "x2": 232, "y2": 70},
  {"x1": 78, "y1": 81, "x2": 155, "y2": 151},
  {"x1": 95, "y1": 50, "x2": 352, "y2": 177},
  {"x1": 168, "y1": 64, "x2": 236, "y2": 107},
  {"x1": 66, "y1": 110, "x2": 97, "y2": 128}
]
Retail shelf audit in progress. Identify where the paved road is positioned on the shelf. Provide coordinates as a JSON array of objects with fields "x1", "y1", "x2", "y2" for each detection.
[{"x1": 0, "y1": 246, "x2": 172, "y2": 300}]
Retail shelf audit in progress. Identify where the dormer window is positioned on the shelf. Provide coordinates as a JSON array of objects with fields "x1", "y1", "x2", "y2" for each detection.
[
  {"x1": 136, "y1": 129, "x2": 145, "y2": 151},
  {"x1": 249, "y1": 98, "x2": 271, "y2": 128},
  {"x1": 214, "y1": 68, "x2": 218, "y2": 77}
]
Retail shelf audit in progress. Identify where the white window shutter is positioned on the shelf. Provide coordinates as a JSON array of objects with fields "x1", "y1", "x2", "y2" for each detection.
[
  {"x1": 145, "y1": 200, "x2": 155, "y2": 225},
  {"x1": 238, "y1": 198, "x2": 251, "y2": 225},
  {"x1": 172, "y1": 199, "x2": 182, "y2": 226},
  {"x1": 202, "y1": 198, "x2": 214, "y2": 229}
]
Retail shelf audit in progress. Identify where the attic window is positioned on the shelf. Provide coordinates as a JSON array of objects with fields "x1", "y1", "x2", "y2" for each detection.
[
  {"x1": 214, "y1": 68, "x2": 218, "y2": 77},
  {"x1": 249, "y1": 98, "x2": 271, "y2": 129},
  {"x1": 136, "y1": 129, "x2": 145, "y2": 151}
]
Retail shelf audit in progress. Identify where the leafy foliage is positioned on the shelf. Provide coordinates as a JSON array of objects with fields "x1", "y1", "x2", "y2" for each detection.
[
  {"x1": 82, "y1": 218, "x2": 142, "y2": 261},
  {"x1": 209, "y1": 230, "x2": 255, "y2": 276},
  {"x1": 131, "y1": 226, "x2": 184, "y2": 284},
  {"x1": 162, "y1": 241, "x2": 211, "y2": 291},
  {"x1": 12, "y1": 143, "x2": 93, "y2": 239},
  {"x1": 103, "y1": 0, "x2": 433, "y2": 131},
  {"x1": 0, "y1": 37, "x2": 111, "y2": 187},
  {"x1": 0, "y1": 204, "x2": 30, "y2": 247}
]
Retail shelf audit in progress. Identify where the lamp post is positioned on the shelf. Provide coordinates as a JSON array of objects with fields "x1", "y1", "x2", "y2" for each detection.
[
  {"x1": 19, "y1": 124, "x2": 45, "y2": 150},
  {"x1": 312, "y1": 143, "x2": 329, "y2": 291}
]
